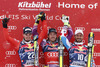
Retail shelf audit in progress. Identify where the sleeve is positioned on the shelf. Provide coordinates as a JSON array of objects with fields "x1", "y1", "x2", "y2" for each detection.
[
  {"x1": 32, "y1": 20, "x2": 47, "y2": 46},
  {"x1": 61, "y1": 36, "x2": 71, "y2": 50},
  {"x1": 32, "y1": 23, "x2": 39, "y2": 36},
  {"x1": 61, "y1": 26, "x2": 73, "y2": 41},
  {"x1": 66, "y1": 27, "x2": 73, "y2": 41},
  {"x1": 38, "y1": 20, "x2": 47, "y2": 45},
  {"x1": 3, "y1": 28, "x2": 20, "y2": 50},
  {"x1": 60, "y1": 26, "x2": 73, "y2": 50},
  {"x1": 40, "y1": 39, "x2": 46, "y2": 49}
]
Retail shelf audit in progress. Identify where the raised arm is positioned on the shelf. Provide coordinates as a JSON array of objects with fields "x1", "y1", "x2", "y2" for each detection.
[
  {"x1": 38, "y1": 20, "x2": 47, "y2": 45},
  {"x1": 32, "y1": 12, "x2": 47, "y2": 45},
  {"x1": 61, "y1": 15, "x2": 73, "y2": 41},
  {"x1": 60, "y1": 15, "x2": 73, "y2": 50},
  {"x1": 2, "y1": 18, "x2": 20, "y2": 50}
]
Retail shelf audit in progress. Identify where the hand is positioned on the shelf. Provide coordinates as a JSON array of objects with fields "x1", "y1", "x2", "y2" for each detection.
[
  {"x1": 61, "y1": 14, "x2": 70, "y2": 26},
  {"x1": 35, "y1": 13, "x2": 43, "y2": 24},
  {"x1": 40, "y1": 11, "x2": 46, "y2": 21},
  {"x1": 35, "y1": 12, "x2": 46, "y2": 24},
  {"x1": 2, "y1": 18, "x2": 10, "y2": 28}
]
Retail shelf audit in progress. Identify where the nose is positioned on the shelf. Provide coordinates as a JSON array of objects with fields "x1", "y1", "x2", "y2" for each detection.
[{"x1": 26, "y1": 33, "x2": 31, "y2": 36}]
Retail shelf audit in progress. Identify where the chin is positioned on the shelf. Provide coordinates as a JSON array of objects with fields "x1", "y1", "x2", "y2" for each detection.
[{"x1": 77, "y1": 40, "x2": 82, "y2": 42}]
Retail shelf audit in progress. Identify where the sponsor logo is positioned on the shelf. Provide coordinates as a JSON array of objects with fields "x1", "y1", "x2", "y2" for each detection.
[
  {"x1": 8, "y1": 26, "x2": 17, "y2": 32},
  {"x1": 94, "y1": 40, "x2": 100, "y2": 44},
  {"x1": 0, "y1": 15, "x2": 19, "y2": 20},
  {"x1": 94, "y1": 52, "x2": 100, "y2": 57},
  {"x1": 95, "y1": 65, "x2": 100, "y2": 67},
  {"x1": 5, "y1": 64, "x2": 16, "y2": 67},
  {"x1": 91, "y1": 28, "x2": 100, "y2": 32},
  {"x1": 75, "y1": 27, "x2": 85, "y2": 31},
  {"x1": 18, "y1": 1, "x2": 51, "y2": 11},
  {"x1": 48, "y1": 47, "x2": 58, "y2": 50},
  {"x1": 47, "y1": 52, "x2": 58, "y2": 57},
  {"x1": 5, "y1": 50, "x2": 16, "y2": 56}
]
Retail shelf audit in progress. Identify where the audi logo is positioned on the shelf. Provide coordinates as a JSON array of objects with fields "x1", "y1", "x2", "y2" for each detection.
[
  {"x1": 94, "y1": 52, "x2": 100, "y2": 57},
  {"x1": 47, "y1": 52, "x2": 58, "y2": 57},
  {"x1": 5, "y1": 50, "x2": 16, "y2": 55},
  {"x1": 8, "y1": 26, "x2": 17, "y2": 30},
  {"x1": 57, "y1": 26, "x2": 63, "y2": 31},
  {"x1": 94, "y1": 40, "x2": 100, "y2": 44},
  {"x1": 5, "y1": 64, "x2": 16, "y2": 67},
  {"x1": 75, "y1": 27, "x2": 85, "y2": 31}
]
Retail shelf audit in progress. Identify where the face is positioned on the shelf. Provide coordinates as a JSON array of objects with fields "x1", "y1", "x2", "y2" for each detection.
[
  {"x1": 48, "y1": 32, "x2": 57, "y2": 42},
  {"x1": 23, "y1": 33, "x2": 32, "y2": 42},
  {"x1": 74, "y1": 33, "x2": 84, "y2": 42}
]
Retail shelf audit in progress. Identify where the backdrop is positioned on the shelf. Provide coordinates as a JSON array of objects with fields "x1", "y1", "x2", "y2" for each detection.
[{"x1": 0, "y1": 0, "x2": 100, "y2": 67}]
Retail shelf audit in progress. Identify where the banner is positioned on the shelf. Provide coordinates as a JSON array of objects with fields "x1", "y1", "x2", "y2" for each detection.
[{"x1": 0, "y1": 0, "x2": 100, "y2": 67}]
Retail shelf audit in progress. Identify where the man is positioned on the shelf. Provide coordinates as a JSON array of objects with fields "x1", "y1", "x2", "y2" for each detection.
[
  {"x1": 2, "y1": 12, "x2": 47, "y2": 67},
  {"x1": 60, "y1": 15, "x2": 95, "y2": 67},
  {"x1": 32, "y1": 14, "x2": 73, "y2": 67}
]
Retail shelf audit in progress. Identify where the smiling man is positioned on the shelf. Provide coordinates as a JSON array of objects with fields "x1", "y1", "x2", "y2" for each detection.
[{"x1": 2, "y1": 12, "x2": 47, "y2": 67}]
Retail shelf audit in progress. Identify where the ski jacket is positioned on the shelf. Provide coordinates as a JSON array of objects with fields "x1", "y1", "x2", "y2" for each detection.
[{"x1": 3, "y1": 20, "x2": 47, "y2": 67}]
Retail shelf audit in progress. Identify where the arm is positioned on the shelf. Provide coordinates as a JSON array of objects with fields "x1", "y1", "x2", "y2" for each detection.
[
  {"x1": 32, "y1": 23, "x2": 39, "y2": 36},
  {"x1": 2, "y1": 18, "x2": 20, "y2": 50},
  {"x1": 62, "y1": 26, "x2": 73, "y2": 41},
  {"x1": 32, "y1": 12, "x2": 47, "y2": 45},
  {"x1": 66, "y1": 27, "x2": 73, "y2": 41},
  {"x1": 60, "y1": 15, "x2": 73, "y2": 50},
  {"x1": 38, "y1": 20, "x2": 47, "y2": 45}
]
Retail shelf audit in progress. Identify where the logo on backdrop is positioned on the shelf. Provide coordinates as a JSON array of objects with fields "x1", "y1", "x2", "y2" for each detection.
[
  {"x1": 75, "y1": 27, "x2": 85, "y2": 31},
  {"x1": 94, "y1": 52, "x2": 100, "y2": 57},
  {"x1": 5, "y1": 64, "x2": 16, "y2": 67},
  {"x1": 91, "y1": 28, "x2": 100, "y2": 32},
  {"x1": 94, "y1": 40, "x2": 100, "y2": 44},
  {"x1": 8, "y1": 26, "x2": 17, "y2": 30},
  {"x1": 18, "y1": 1, "x2": 51, "y2": 11},
  {"x1": 5, "y1": 50, "x2": 16, "y2": 59}
]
